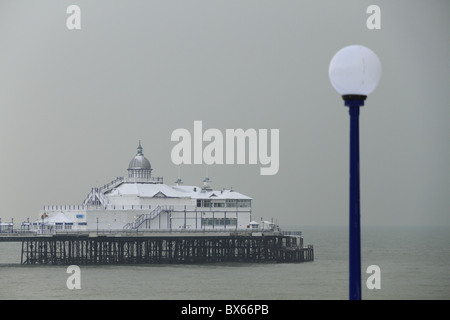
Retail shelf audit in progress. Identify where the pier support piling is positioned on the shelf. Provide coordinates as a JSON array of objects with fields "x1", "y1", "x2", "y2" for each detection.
[{"x1": 18, "y1": 234, "x2": 314, "y2": 265}]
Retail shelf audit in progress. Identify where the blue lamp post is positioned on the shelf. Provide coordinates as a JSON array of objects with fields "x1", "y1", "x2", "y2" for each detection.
[{"x1": 329, "y1": 45, "x2": 382, "y2": 300}]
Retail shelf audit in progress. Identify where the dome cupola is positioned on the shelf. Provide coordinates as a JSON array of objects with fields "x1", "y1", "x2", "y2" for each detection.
[{"x1": 128, "y1": 141, "x2": 152, "y2": 179}]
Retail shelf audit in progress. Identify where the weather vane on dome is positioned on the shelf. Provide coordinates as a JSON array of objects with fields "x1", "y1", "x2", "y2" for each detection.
[{"x1": 137, "y1": 140, "x2": 143, "y2": 155}]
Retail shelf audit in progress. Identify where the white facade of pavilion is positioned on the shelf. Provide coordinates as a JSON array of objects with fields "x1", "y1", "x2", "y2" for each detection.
[{"x1": 33, "y1": 143, "x2": 252, "y2": 232}]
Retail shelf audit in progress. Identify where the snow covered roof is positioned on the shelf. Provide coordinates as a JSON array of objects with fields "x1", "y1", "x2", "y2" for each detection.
[
  {"x1": 106, "y1": 183, "x2": 184, "y2": 198},
  {"x1": 190, "y1": 188, "x2": 252, "y2": 200},
  {"x1": 43, "y1": 212, "x2": 73, "y2": 224},
  {"x1": 0, "y1": 222, "x2": 13, "y2": 226},
  {"x1": 105, "y1": 183, "x2": 251, "y2": 200}
]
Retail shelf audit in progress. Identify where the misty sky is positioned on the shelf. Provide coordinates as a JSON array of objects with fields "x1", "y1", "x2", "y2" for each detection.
[{"x1": 0, "y1": 0, "x2": 449, "y2": 227}]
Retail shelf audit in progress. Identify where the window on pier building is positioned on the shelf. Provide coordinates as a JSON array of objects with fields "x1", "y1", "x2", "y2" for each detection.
[
  {"x1": 226, "y1": 199, "x2": 236, "y2": 207},
  {"x1": 197, "y1": 199, "x2": 211, "y2": 208},
  {"x1": 237, "y1": 199, "x2": 251, "y2": 207},
  {"x1": 224, "y1": 199, "x2": 251, "y2": 208},
  {"x1": 213, "y1": 201, "x2": 225, "y2": 208},
  {"x1": 201, "y1": 218, "x2": 237, "y2": 227}
]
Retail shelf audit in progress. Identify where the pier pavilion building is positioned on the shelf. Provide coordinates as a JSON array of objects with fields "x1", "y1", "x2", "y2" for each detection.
[{"x1": 32, "y1": 143, "x2": 253, "y2": 233}]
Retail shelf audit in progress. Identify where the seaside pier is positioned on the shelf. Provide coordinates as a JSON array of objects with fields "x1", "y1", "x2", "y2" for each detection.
[
  {"x1": 0, "y1": 231, "x2": 314, "y2": 265},
  {"x1": 0, "y1": 143, "x2": 314, "y2": 265}
]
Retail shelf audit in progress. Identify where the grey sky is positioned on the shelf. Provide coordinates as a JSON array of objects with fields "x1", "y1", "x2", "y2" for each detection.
[{"x1": 0, "y1": 0, "x2": 449, "y2": 227}]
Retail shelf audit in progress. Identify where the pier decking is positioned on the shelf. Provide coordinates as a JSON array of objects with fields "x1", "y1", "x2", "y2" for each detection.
[{"x1": 0, "y1": 232, "x2": 314, "y2": 265}]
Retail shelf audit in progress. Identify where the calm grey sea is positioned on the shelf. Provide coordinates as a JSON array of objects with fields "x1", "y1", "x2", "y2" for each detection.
[{"x1": 0, "y1": 226, "x2": 449, "y2": 300}]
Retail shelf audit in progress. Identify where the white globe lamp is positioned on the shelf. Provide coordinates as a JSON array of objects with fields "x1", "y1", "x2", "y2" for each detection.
[{"x1": 329, "y1": 45, "x2": 382, "y2": 101}]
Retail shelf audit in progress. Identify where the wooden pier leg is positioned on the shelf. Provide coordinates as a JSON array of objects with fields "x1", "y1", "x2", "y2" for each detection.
[{"x1": 21, "y1": 241, "x2": 25, "y2": 265}]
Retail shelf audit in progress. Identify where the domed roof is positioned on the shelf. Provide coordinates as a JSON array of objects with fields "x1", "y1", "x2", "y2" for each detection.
[
  {"x1": 128, "y1": 141, "x2": 152, "y2": 170},
  {"x1": 128, "y1": 155, "x2": 151, "y2": 169}
]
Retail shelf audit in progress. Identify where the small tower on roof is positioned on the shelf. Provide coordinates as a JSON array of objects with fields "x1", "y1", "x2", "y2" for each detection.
[
  {"x1": 128, "y1": 141, "x2": 152, "y2": 180},
  {"x1": 175, "y1": 165, "x2": 183, "y2": 186},
  {"x1": 202, "y1": 166, "x2": 213, "y2": 191}
]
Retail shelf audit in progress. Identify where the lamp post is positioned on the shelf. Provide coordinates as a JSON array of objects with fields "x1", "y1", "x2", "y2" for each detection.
[{"x1": 329, "y1": 45, "x2": 382, "y2": 300}]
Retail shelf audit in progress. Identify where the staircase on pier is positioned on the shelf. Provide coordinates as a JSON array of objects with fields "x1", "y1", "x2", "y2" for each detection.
[{"x1": 123, "y1": 205, "x2": 173, "y2": 230}]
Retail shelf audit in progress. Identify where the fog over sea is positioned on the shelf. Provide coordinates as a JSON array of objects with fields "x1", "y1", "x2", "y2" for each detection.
[{"x1": 1, "y1": 225, "x2": 449, "y2": 300}]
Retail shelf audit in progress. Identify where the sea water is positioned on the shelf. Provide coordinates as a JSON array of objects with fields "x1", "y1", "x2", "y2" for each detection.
[{"x1": 0, "y1": 226, "x2": 449, "y2": 300}]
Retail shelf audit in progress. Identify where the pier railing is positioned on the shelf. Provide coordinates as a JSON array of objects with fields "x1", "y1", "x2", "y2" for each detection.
[
  {"x1": 281, "y1": 231, "x2": 303, "y2": 237},
  {"x1": 1, "y1": 228, "x2": 304, "y2": 239},
  {"x1": 41, "y1": 203, "x2": 254, "y2": 212}
]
